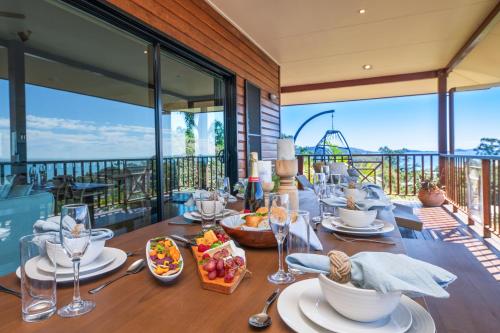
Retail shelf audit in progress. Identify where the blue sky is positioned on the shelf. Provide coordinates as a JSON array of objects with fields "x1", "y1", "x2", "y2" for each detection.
[
  {"x1": 0, "y1": 80, "x2": 222, "y2": 160},
  {"x1": 282, "y1": 87, "x2": 500, "y2": 152},
  {"x1": 0, "y1": 79, "x2": 498, "y2": 159}
]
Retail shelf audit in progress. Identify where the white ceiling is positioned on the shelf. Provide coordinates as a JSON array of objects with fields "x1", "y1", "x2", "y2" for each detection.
[{"x1": 207, "y1": 0, "x2": 500, "y2": 105}]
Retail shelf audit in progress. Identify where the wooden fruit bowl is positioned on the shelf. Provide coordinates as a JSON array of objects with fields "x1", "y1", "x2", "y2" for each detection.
[{"x1": 220, "y1": 214, "x2": 277, "y2": 248}]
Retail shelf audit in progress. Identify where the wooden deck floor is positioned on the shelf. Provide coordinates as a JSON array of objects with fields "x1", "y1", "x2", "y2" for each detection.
[{"x1": 398, "y1": 201, "x2": 500, "y2": 282}]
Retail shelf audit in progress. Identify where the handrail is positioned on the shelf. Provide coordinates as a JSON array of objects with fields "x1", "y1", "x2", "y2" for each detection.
[{"x1": 440, "y1": 154, "x2": 500, "y2": 160}]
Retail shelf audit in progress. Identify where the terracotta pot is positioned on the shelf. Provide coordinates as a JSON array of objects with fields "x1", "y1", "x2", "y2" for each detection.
[{"x1": 418, "y1": 189, "x2": 445, "y2": 207}]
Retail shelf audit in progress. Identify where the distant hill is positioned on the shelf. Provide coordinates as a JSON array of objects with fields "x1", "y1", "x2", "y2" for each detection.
[{"x1": 295, "y1": 146, "x2": 478, "y2": 155}]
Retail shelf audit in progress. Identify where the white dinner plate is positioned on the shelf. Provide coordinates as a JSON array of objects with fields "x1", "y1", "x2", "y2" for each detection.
[
  {"x1": 321, "y1": 218, "x2": 394, "y2": 236},
  {"x1": 16, "y1": 247, "x2": 127, "y2": 283},
  {"x1": 183, "y1": 209, "x2": 238, "y2": 221},
  {"x1": 37, "y1": 248, "x2": 116, "y2": 275},
  {"x1": 277, "y1": 279, "x2": 435, "y2": 333},
  {"x1": 329, "y1": 216, "x2": 385, "y2": 231},
  {"x1": 298, "y1": 280, "x2": 412, "y2": 333}
]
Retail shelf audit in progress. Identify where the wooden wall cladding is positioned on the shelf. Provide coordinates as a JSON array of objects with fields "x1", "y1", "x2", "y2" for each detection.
[{"x1": 107, "y1": 0, "x2": 281, "y2": 178}]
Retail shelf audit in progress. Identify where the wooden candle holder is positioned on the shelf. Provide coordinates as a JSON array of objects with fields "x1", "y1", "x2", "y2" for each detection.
[
  {"x1": 262, "y1": 181, "x2": 275, "y2": 208},
  {"x1": 275, "y1": 160, "x2": 299, "y2": 210}
]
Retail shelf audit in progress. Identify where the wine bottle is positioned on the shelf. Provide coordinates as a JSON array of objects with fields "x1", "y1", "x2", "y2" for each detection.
[{"x1": 244, "y1": 152, "x2": 264, "y2": 213}]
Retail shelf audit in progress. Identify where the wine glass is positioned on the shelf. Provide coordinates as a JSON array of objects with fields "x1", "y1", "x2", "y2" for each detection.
[
  {"x1": 58, "y1": 204, "x2": 95, "y2": 317},
  {"x1": 267, "y1": 193, "x2": 295, "y2": 284},
  {"x1": 312, "y1": 173, "x2": 326, "y2": 223}
]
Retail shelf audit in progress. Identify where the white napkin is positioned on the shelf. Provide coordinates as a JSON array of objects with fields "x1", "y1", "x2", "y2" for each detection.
[
  {"x1": 290, "y1": 216, "x2": 323, "y2": 251},
  {"x1": 33, "y1": 216, "x2": 61, "y2": 234}
]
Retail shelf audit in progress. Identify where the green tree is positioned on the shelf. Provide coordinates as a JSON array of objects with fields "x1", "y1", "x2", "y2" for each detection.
[
  {"x1": 214, "y1": 120, "x2": 224, "y2": 154},
  {"x1": 474, "y1": 137, "x2": 500, "y2": 156},
  {"x1": 184, "y1": 113, "x2": 196, "y2": 156}
]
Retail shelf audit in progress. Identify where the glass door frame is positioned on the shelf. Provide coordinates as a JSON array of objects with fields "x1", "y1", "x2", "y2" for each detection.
[{"x1": 63, "y1": 0, "x2": 238, "y2": 221}]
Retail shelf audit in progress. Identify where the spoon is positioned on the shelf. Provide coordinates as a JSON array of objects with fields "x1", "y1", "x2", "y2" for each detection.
[
  {"x1": 248, "y1": 289, "x2": 280, "y2": 328},
  {"x1": 88, "y1": 259, "x2": 145, "y2": 294}
]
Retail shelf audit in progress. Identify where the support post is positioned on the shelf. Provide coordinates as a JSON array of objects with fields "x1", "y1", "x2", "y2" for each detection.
[
  {"x1": 7, "y1": 40, "x2": 27, "y2": 178},
  {"x1": 481, "y1": 159, "x2": 491, "y2": 238},
  {"x1": 152, "y1": 43, "x2": 164, "y2": 221},
  {"x1": 448, "y1": 88, "x2": 458, "y2": 212},
  {"x1": 437, "y1": 70, "x2": 448, "y2": 185}
]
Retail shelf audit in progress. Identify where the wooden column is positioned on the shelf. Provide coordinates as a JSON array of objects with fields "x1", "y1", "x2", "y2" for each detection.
[
  {"x1": 437, "y1": 70, "x2": 448, "y2": 184},
  {"x1": 448, "y1": 88, "x2": 458, "y2": 212},
  {"x1": 297, "y1": 155, "x2": 304, "y2": 175},
  {"x1": 482, "y1": 159, "x2": 491, "y2": 238}
]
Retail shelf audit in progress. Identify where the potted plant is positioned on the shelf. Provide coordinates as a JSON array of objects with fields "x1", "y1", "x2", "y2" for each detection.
[{"x1": 417, "y1": 178, "x2": 445, "y2": 207}]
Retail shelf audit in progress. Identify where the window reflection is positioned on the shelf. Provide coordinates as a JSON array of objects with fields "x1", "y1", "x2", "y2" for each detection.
[{"x1": 160, "y1": 52, "x2": 226, "y2": 204}]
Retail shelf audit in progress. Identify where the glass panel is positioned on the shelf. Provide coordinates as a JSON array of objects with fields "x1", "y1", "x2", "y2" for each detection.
[
  {"x1": 160, "y1": 51, "x2": 225, "y2": 216},
  {"x1": 0, "y1": 0, "x2": 156, "y2": 275}
]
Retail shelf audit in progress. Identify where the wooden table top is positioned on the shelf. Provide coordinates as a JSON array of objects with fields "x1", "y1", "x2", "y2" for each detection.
[{"x1": 1, "y1": 204, "x2": 493, "y2": 332}]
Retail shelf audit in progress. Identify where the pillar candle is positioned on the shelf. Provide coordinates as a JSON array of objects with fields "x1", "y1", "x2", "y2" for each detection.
[
  {"x1": 258, "y1": 160, "x2": 272, "y2": 183},
  {"x1": 277, "y1": 139, "x2": 295, "y2": 160}
]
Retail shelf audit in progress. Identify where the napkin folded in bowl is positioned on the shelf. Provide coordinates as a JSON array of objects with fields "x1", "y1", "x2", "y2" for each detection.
[
  {"x1": 290, "y1": 216, "x2": 323, "y2": 251},
  {"x1": 321, "y1": 196, "x2": 396, "y2": 223},
  {"x1": 33, "y1": 216, "x2": 114, "y2": 241},
  {"x1": 286, "y1": 252, "x2": 456, "y2": 298}
]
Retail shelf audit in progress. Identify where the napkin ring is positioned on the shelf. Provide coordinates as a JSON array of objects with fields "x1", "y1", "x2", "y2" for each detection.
[{"x1": 328, "y1": 250, "x2": 351, "y2": 283}]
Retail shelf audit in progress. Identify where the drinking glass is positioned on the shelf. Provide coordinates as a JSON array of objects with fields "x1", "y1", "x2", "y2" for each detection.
[
  {"x1": 330, "y1": 173, "x2": 341, "y2": 185},
  {"x1": 267, "y1": 193, "x2": 295, "y2": 284},
  {"x1": 217, "y1": 177, "x2": 231, "y2": 211},
  {"x1": 20, "y1": 233, "x2": 57, "y2": 322},
  {"x1": 287, "y1": 210, "x2": 310, "y2": 275},
  {"x1": 312, "y1": 173, "x2": 326, "y2": 223},
  {"x1": 321, "y1": 164, "x2": 330, "y2": 175},
  {"x1": 197, "y1": 198, "x2": 217, "y2": 230},
  {"x1": 58, "y1": 204, "x2": 95, "y2": 317}
]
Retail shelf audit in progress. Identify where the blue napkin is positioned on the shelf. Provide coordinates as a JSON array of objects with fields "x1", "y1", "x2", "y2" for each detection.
[{"x1": 286, "y1": 252, "x2": 457, "y2": 298}]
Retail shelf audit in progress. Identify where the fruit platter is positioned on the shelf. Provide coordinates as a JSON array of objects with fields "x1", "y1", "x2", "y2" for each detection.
[
  {"x1": 192, "y1": 228, "x2": 248, "y2": 294},
  {"x1": 146, "y1": 237, "x2": 183, "y2": 282},
  {"x1": 219, "y1": 208, "x2": 277, "y2": 248}
]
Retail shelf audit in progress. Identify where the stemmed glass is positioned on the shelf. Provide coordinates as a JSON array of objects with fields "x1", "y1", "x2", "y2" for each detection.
[
  {"x1": 217, "y1": 177, "x2": 231, "y2": 211},
  {"x1": 267, "y1": 193, "x2": 295, "y2": 284},
  {"x1": 58, "y1": 204, "x2": 95, "y2": 317},
  {"x1": 312, "y1": 173, "x2": 326, "y2": 223}
]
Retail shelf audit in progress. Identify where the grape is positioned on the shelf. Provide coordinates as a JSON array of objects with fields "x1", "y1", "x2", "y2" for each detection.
[
  {"x1": 234, "y1": 256, "x2": 245, "y2": 267},
  {"x1": 208, "y1": 270, "x2": 217, "y2": 280},
  {"x1": 224, "y1": 271, "x2": 234, "y2": 283},
  {"x1": 216, "y1": 259, "x2": 224, "y2": 271},
  {"x1": 225, "y1": 257, "x2": 235, "y2": 269},
  {"x1": 217, "y1": 268, "x2": 225, "y2": 278},
  {"x1": 203, "y1": 259, "x2": 216, "y2": 272},
  {"x1": 221, "y1": 249, "x2": 230, "y2": 257}
]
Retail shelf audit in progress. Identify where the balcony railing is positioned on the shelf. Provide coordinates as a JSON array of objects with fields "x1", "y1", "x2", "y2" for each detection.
[
  {"x1": 297, "y1": 153, "x2": 439, "y2": 196},
  {"x1": 0, "y1": 155, "x2": 225, "y2": 212},
  {"x1": 442, "y1": 154, "x2": 500, "y2": 237}
]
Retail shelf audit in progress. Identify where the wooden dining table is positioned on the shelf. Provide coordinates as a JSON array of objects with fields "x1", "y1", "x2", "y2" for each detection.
[{"x1": 0, "y1": 201, "x2": 497, "y2": 332}]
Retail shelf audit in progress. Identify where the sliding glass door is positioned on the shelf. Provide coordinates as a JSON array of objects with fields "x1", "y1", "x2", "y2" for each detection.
[
  {"x1": 160, "y1": 51, "x2": 226, "y2": 216},
  {"x1": 0, "y1": 0, "x2": 235, "y2": 275}
]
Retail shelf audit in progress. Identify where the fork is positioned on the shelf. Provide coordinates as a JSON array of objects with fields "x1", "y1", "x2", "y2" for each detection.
[{"x1": 332, "y1": 232, "x2": 396, "y2": 245}]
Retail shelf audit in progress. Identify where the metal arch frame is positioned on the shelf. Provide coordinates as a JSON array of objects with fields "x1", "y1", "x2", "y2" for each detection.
[{"x1": 293, "y1": 109, "x2": 335, "y2": 142}]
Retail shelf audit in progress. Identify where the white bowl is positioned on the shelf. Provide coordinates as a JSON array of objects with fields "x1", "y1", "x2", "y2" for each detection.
[
  {"x1": 338, "y1": 208, "x2": 377, "y2": 228},
  {"x1": 146, "y1": 237, "x2": 183, "y2": 282},
  {"x1": 318, "y1": 274, "x2": 401, "y2": 322},
  {"x1": 343, "y1": 188, "x2": 367, "y2": 201},
  {"x1": 46, "y1": 228, "x2": 113, "y2": 267}
]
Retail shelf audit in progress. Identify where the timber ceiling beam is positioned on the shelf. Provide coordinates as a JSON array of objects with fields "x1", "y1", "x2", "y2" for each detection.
[
  {"x1": 280, "y1": 70, "x2": 440, "y2": 93},
  {"x1": 446, "y1": 1, "x2": 500, "y2": 74}
]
